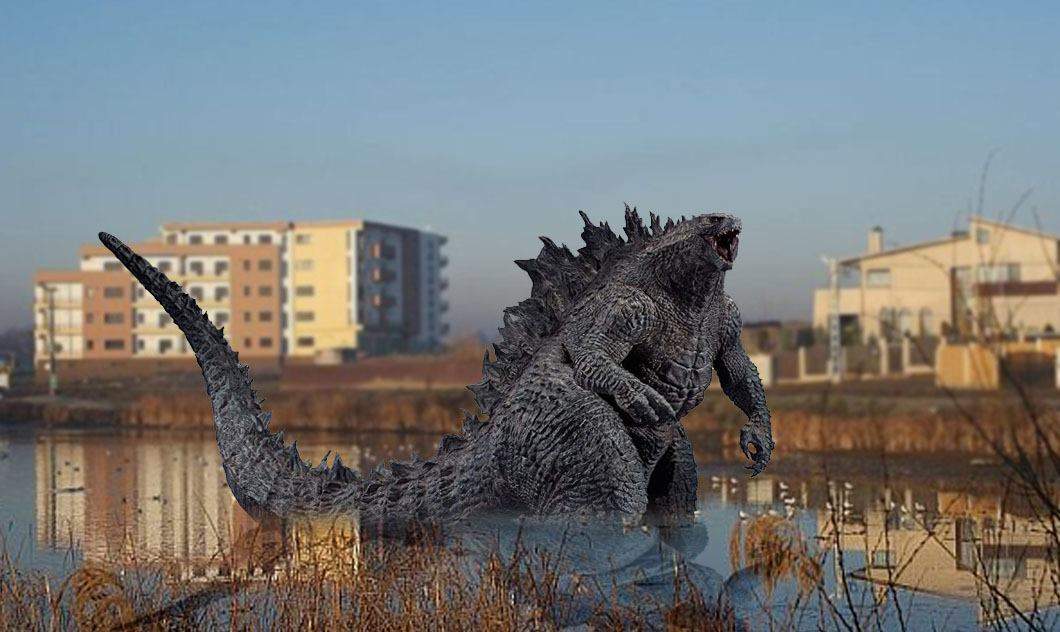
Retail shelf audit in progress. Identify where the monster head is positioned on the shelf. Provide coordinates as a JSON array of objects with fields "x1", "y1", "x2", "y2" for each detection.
[{"x1": 605, "y1": 207, "x2": 742, "y2": 300}]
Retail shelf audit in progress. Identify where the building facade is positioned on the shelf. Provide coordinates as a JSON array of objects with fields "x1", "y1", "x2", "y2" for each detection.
[
  {"x1": 813, "y1": 216, "x2": 1060, "y2": 342},
  {"x1": 34, "y1": 219, "x2": 448, "y2": 369}
]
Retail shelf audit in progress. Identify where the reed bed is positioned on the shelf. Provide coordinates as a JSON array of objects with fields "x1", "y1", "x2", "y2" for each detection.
[{"x1": 1, "y1": 519, "x2": 744, "y2": 631}]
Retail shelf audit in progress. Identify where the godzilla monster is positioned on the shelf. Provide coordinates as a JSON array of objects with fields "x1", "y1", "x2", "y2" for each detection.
[{"x1": 98, "y1": 207, "x2": 773, "y2": 533}]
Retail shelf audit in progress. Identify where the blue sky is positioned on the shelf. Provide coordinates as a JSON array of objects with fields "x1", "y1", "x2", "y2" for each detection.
[{"x1": 2, "y1": 2, "x2": 1058, "y2": 335}]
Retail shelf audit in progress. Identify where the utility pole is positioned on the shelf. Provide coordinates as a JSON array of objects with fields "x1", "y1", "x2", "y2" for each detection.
[
  {"x1": 821, "y1": 256, "x2": 842, "y2": 383},
  {"x1": 45, "y1": 284, "x2": 58, "y2": 397}
]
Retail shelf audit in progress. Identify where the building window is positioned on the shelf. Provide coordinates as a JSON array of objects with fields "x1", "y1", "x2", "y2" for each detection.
[
  {"x1": 919, "y1": 308, "x2": 934, "y2": 335},
  {"x1": 86, "y1": 340, "x2": 94, "y2": 351},
  {"x1": 976, "y1": 228, "x2": 990, "y2": 244},
  {"x1": 244, "y1": 338, "x2": 253, "y2": 348},
  {"x1": 243, "y1": 235, "x2": 251, "y2": 245},
  {"x1": 296, "y1": 336, "x2": 315, "y2": 348},
  {"x1": 85, "y1": 313, "x2": 95, "y2": 324},
  {"x1": 244, "y1": 312, "x2": 252, "y2": 322},
  {"x1": 215, "y1": 261, "x2": 229, "y2": 276},
  {"x1": 258, "y1": 234, "x2": 273, "y2": 245},
  {"x1": 295, "y1": 311, "x2": 315, "y2": 322},
  {"x1": 189, "y1": 261, "x2": 205, "y2": 275},
  {"x1": 103, "y1": 312, "x2": 124, "y2": 325},
  {"x1": 166, "y1": 234, "x2": 177, "y2": 245},
  {"x1": 243, "y1": 286, "x2": 251, "y2": 297},
  {"x1": 215, "y1": 312, "x2": 229, "y2": 327},
  {"x1": 871, "y1": 549, "x2": 894, "y2": 568},
  {"x1": 258, "y1": 259, "x2": 273, "y2": 271},
  {"x1": 259, "y1": 337, "x2": 273, "y2": 348},
  {"x1": 159, "y1": 314, "x2": 172, "y2": 327},
  {"x1": 295, "y1": 234, "x2": 312, "y2": 245},
  {"x1": 157, "y1": 261, "x2": 173, "y2": 273},
  {"x1": 104, "y1": 339, "x2": 125, "y2": 350},
  {"x1": 159, "y1": 339, "x2": 173, "y2": 354},
  {"x1": 103, "y1": 261, "x2": 122, "y2": 272},
  {"x1": 243, "y1": 260, "x2": 251, "y2": 271},
  {"x1": 136, "y1": 312, "x2": 144, "y2": 325},
  {"x1": 189, "y1": 235, "x2": 203, "y2": 245},
  {"x1": 865, "y1": 269, "x2": 891, "y2": 288},
  {"x1": 136, "y1": 339, "x2": 144, "y2": 351},
  {"x1": 295, "y1": 259, "x2": 314, "y2": 271},
  {"x1": 977, "y1": 264, "x2": 1020, "y2": 283},
  {"x1": 214, "y1": 287, "x2": 230, "y2": 301},
  {"x1": 258, "y1": 285, "x2": 273, "y2": 297},
  {"x1": 258, "y1": 311, "x2": 273, "y2": 322},
  {"x1": 215, "y1": 235, "x2": 228, "y2": 245},
  {"x1": 295, "y1": 285, "x2": 314, "y2": 297},
  {"x1": 189, "y1": 287, "x2": 204, "y2": 301}
]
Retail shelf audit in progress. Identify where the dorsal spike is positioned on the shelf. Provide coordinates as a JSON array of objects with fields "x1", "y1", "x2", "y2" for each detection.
[
  {"x1": 471, "y1": 205, "x2": 671, "y2": 418},
  {"x1": 650, "y1": 213, "x2": 663, "y2": 236}
]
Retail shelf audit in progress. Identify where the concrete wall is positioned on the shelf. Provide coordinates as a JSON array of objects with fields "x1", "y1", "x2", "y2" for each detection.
[{"x1": 936, "y1": 344, "x2": 1000, "y2": 390}]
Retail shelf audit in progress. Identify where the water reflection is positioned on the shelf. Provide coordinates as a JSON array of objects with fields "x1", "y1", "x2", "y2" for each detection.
[
  {"x1": 27, "y1": 430, "x2": 438, "y2": 574},
  {"x1": 3, "y1": 427, "x2": 1058, "y2": 628}
]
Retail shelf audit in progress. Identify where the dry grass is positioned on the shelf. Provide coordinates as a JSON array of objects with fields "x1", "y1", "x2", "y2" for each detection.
[{"x1": 1, "y1": 518, "x2": 744, "y2": 631}]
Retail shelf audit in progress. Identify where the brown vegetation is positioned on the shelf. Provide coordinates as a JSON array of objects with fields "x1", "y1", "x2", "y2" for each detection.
[{"x1": 0, "y1": 519, "x2": 742, "y2": 631}]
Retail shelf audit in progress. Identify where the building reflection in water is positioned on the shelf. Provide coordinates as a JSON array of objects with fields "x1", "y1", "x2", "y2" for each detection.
[
  {"x1": 34, "y1": 433, "x2": 368, "y2": 575},
  {"x1": 704, "y1": 471, "x2": 1058, "y2": 626}
]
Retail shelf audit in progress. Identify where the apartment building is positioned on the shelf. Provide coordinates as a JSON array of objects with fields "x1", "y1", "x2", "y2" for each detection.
[
  {"x1": 34, "y1": 218, "x2": 448, "y2": 369},
  {"x1": 34, "y1": 241, "x2": 283, "y2": 366},
  {"x1": 813, "y1": 216, "x2": 1060, "y2": 342}
]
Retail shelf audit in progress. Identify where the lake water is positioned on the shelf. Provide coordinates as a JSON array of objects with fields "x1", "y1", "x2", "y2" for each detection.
[{"x1": 0, "y1": 423, "x2": 1055, "y2": 630}]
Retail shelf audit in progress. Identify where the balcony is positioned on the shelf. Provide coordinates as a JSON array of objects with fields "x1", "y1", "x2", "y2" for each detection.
[
  {"x1": 371, "y1": 293, "x2": 396, "y2": 309},
  {"x1": 370, "y1": 267, "x2": 396, "y2": 283},
  {"x1": 438, "y1": 277, "x2": 449, "y2": 291},
  {"x1": 439, "y1": 300, "x2": 449, "y2": 313},
  {"x1": 438, "y1": 256, "x2": 449, "y2": 268},
  {"x1": 368, "y1": 243, "x2": 396, "y2": 260}
]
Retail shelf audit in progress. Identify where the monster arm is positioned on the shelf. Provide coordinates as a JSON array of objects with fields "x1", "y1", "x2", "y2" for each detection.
[
  {"x1": 714, "y1": 296, "x2": 774, "y2": 475},
  {"x1": 562, "y1": 287, "x2": 675, "y2": 426}
]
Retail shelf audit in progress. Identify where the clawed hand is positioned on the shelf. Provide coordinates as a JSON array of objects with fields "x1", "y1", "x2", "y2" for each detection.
[
  {"x1": 617, "y1": 382, "x2": 676, "y2": 426},
  {"x1": 740, "y1": 422, "x2": 774, "y2": 477}
]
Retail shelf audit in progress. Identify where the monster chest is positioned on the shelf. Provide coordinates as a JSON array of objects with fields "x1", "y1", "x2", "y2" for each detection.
[{"x1": 627, "y1": 334, "x2": 718, "y2": 411}]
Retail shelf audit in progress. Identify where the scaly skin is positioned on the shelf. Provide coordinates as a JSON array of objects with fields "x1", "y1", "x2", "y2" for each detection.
[{"x1": 98, "y1": 206, "x2": 773, "y2": 534}]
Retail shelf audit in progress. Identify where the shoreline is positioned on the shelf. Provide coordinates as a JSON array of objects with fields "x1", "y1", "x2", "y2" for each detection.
[{"x1": 2, "y1": 381, "x2": 1056, "y2": 457}]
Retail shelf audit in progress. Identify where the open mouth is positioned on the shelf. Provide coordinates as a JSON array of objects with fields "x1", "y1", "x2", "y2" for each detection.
[{"x1": 708, "y1": 229, "x2": 740, "y2": 264}]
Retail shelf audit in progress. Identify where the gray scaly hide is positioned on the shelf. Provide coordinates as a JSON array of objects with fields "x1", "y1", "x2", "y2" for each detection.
[{"x1": 98, "y1": 206, "x2": 773, "y2": 533}]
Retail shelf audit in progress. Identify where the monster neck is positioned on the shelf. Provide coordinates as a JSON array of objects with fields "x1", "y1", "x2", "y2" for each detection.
[{"x1": 678, "y1": 270, "x2": 726, "y2": 316}]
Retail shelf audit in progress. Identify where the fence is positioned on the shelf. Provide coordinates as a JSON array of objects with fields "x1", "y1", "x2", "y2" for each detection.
[{"x1": 769, "y1": 337, "x2": 941, "y2": 384}]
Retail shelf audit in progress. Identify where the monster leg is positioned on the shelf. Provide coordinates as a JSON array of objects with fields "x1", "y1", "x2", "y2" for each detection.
[
  {"x1": 645, "y1": 424, "x2": 698, "y2": 525},
  {"x1": 497, "y1": 392, "x2": 649, "y2": 517}
]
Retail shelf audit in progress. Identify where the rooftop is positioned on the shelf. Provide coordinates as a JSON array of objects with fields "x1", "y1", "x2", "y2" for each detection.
[{"x1": 839, "y1": 215, "x2": 1059, "y2": 266}]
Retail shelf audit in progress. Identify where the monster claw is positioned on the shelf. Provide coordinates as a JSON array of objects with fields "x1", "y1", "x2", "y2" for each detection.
[{"x1": 740, "y1": 423, "x2": 772, "y2": 476}]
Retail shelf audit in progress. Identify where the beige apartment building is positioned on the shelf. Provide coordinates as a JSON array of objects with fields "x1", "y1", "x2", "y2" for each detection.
[
  {"x1": 813, "y1": 216, "x2": 1060, "y2": 342},
  {"x1": 34, "y1": 218, "x2": 448, "y2": 371}
]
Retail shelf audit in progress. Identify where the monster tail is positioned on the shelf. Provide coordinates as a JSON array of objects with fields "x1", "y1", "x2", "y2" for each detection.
[{"x1": 98, "y1": 232, "x2": 359, "y2": 519}]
